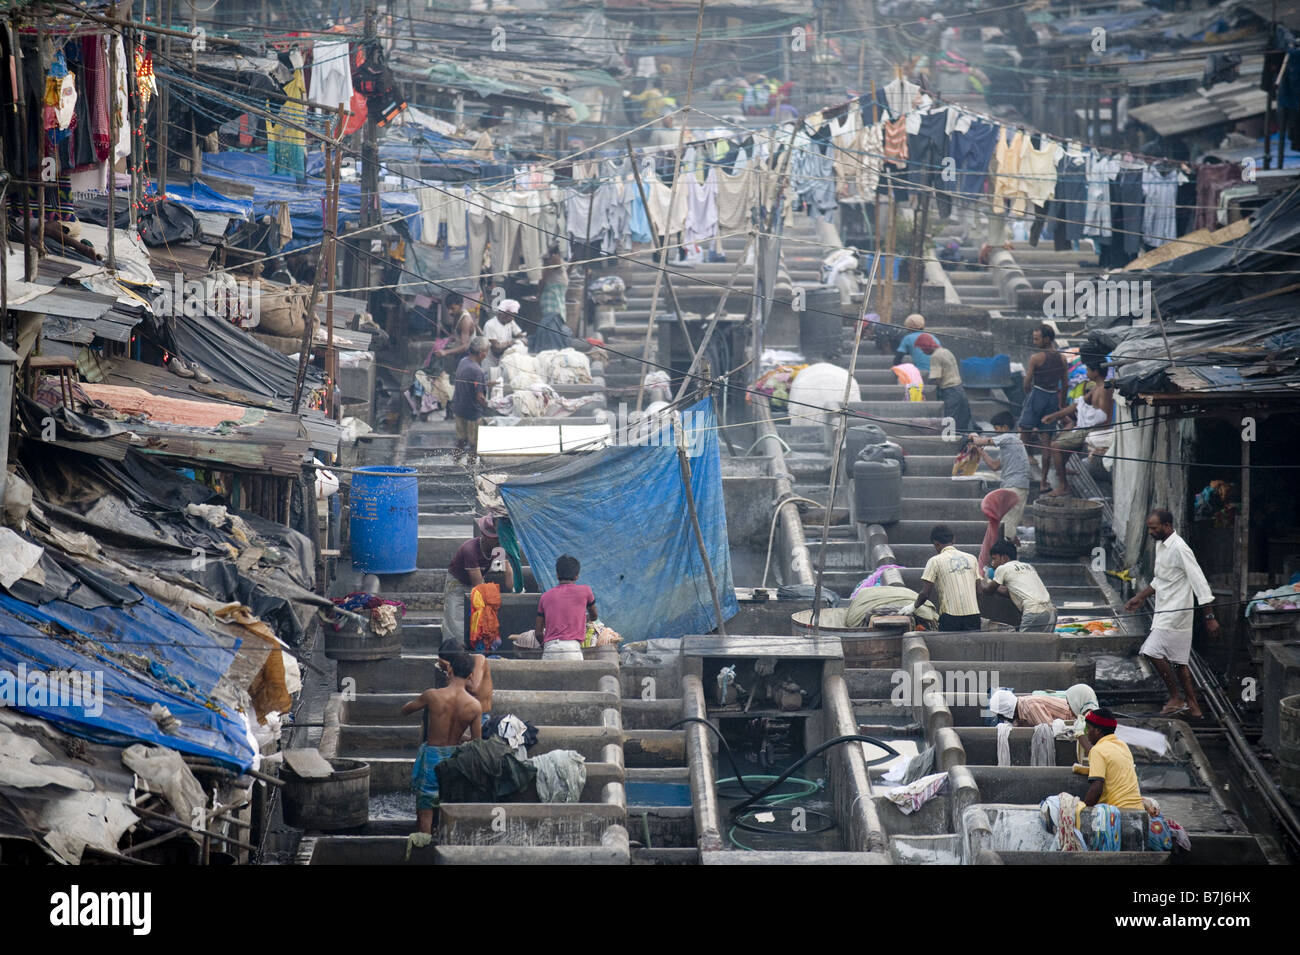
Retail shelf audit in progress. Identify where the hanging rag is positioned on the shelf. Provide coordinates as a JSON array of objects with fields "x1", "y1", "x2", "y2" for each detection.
[
  {"x1": 529, "y1": 749, "x2": 587, "y2": 803},
  {"x1": 996, "y1": 720, "x2": 1013, "y2": 767},
  {"x1": 979, "y1": 488, "x2": 1023, "y2": 568},
  {"x1": 1039, "y1": 792, "x2": 1085, "y2": 851},
  {"x1": 1030, "y1": 723, "x2": 1056, "y2": 766},
  {"x1": 468, "y1": 582, "x2": 502, "y2": 652}
]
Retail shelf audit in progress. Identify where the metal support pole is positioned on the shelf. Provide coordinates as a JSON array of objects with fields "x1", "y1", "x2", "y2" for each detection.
[{"x1": 810, "y1": 253, "x2": 881, "y2": 631}]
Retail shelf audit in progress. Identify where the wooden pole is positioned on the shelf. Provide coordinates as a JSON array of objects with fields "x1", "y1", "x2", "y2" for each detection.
[
  {"x1": 292, "y1": 110, "x2": 344, "y2": 413},
  {"x1": 628, "y1": 141, "x2": 695, "y2": 410},
  {"x1": 909, "y1": 190, "x2": 930, "y2": 313},
  {"x1": 880, "y1": 188, "x2": 898, "y2": 321},
  {"x1": 677, "y1": 425, "x2": 727, "y2": 638}
]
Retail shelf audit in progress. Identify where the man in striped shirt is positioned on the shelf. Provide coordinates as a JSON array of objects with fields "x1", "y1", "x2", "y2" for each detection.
[{"x1": 903, "y1": 525, "x2": 982, "y2": 631}]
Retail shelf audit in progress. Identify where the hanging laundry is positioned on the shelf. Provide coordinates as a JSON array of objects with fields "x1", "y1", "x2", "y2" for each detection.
[
  {"x1": 1193, "y1": 161, "x2": 1241, "y2": 232},
  {"x1": 310, "y1": 40, "x2": 354, "y2": 114},
  {"x1": 1141, "y1": 163, "x2": 1187, "y2": 248},
  {"x1": 267, "y1": 68, "x2": 307, "y2": 180},
  {"x1": 882, "y1": 117, "x2": 908, "y2": 169},
  {"x1": 949, "y1": 119, "x2": 997, "y2": 203},
  {"x1": 84, "y1": 35, "x2": 111, "y2": 162},
  {"x1": 111, "y1": 35, "x2": 129, "y2": 162},
  {"x1": 882, "y1": 75, "x2": 921, "y2": 119},
  {"x1": 685, "y1": 165, "x2": 718, "y2": 243},
  {"x1": 1030, "y1": 723, "x2": 1056, "y2": 766},
  {"x1": 1021, "y1": 136, "x2": 1062, "y2": 213},
  {"x1": 992, "y1": 127, "x2": 1030, "y2": 215},
  {"x1": 1083, "y1": 150, "x2": 1119, "y2": 241},
  {"x1": 715, "y1": 165, "x2": 755, "y2": 231}
]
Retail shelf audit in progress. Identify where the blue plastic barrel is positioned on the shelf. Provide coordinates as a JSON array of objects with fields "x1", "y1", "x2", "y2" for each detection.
[{"x1": 349, "y1": 466, "x2": 418, "y2": 574}]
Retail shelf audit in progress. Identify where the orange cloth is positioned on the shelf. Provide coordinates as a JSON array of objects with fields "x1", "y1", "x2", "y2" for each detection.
[{"x1": 468, "y1": 582, "x2": 501, "y2": 651}]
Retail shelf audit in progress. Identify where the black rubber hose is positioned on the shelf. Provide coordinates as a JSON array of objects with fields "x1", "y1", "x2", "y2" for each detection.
[
  {"x1": 730, "y1": 734, "x2": 901, "y2": 819},
  {"x1": 668, "y1": 717, "x2": 760, "y2": 795}
]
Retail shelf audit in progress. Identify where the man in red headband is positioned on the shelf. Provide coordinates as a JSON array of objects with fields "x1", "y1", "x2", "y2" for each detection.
[
  {"x1": 916, "y1": 333, "x2": 974, "y2": 433},
  {"x1": 1073, "y1": 707, "x2": 1144, "y2": 809}
]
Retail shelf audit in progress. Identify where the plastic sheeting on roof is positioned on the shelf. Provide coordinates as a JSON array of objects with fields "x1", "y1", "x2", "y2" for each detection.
[
  {"x1": 0, "y1": 589, "x2": 255, "y2": 770},
  {"x1": 188, "y1": 151, "x2": 422, "y2": 247},
  {"x1": 499, "y1": 398, "x2": 738, "y2": 644}
]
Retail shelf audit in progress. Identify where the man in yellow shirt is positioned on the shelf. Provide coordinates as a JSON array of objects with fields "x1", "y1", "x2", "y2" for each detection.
[{"x1": 1073, "y1": 708, "x2": 1144, "y2": 810}]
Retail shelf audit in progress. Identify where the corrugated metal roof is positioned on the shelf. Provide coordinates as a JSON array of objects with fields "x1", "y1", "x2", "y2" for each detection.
[
  {"x1": 9, "y1": 288, "x2": 117, "y2": 320},
  {"x1": 1129, "y1": 79, "x2": 1267, "y2": 135}
]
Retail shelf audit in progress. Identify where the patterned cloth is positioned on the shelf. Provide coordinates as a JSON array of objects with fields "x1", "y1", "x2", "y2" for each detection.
[{"x1": 411, "y1": 743, "x2": 457, "y2": 810}]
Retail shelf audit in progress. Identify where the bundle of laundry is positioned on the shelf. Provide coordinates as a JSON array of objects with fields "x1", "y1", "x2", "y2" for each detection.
[
  {"x1": 434, "y1": 737, "x2": 536, "y2": 803},
  {"x1": 499, "y1": 347, "x2": 545, "y2": 390},
  {"x1": 844, "y1": 584, "x2": 938, "y2": 627},
  {"x1": 586, "y1": 275, "x2": 626, "y2": 307},
  {"x1": 487, "y1": 382, "x2": 600, "y2": 419},
  {"x1": 469, "y1": 582, "x2": 501, "y2": 652},
  {"x1": 483, "y1": 714, "x2": 539, "y2": 759},
  {"x1": 406, "y1": 369, "x2": 452, "y2": 416},
  {"x1": 528, "y1": 749, "x2": 587, "y2": 803},
  {"x1": 535, "y1": 348, "x2": 592, "y2": 385}
]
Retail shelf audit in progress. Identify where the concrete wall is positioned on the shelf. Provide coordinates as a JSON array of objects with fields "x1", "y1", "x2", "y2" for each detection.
[{"x1": 722, "y1": 475, "x2": 779, "y2": 547}]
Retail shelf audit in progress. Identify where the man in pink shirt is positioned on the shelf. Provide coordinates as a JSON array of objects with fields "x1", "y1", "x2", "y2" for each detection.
[{"x1": 535, "y1": 555, "x2": 597, "y2": 661}]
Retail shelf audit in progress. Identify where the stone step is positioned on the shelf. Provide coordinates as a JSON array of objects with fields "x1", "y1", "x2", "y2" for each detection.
[
  {"x1": 886, "y1": 542, "x2": 982, "y2": 568},
  {"x1": 343, "y1": 689, "x2": 620, "y2": 726},
  {"x1": 620, "y1": 698, "x2": 684, "y2": 730},
  {"x1": 888, "y1": 519, "x2": 992, "y2": 543},
  {"x1": 899, "y1": 497, "x2": 995, "y2": 520},
  {"x1": 357, "y1": 753, "x2": 625, "y2": 796},
  {"x1": 439, "y1": 803, "x2": 627, "y2": 848},
  {"x1": 897, "y1": 476, "x2": 987, "y2": 498}
]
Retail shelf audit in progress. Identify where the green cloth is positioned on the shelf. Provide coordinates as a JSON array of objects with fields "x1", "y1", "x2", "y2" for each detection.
[{"x1": 496, "y1": 517, "x2": 525, "y2": 594}]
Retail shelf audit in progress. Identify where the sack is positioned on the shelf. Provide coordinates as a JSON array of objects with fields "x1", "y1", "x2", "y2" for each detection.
[{"x1": 257, "y1": 284, "x2": 309, "y2": 337}]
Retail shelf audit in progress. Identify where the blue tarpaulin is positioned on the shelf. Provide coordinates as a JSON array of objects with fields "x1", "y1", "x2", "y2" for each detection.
[
  {"x1": 0, "y1": 591, "x2": 255, "y2": 769},
  {"x1": 160, "y1": 151, "x2": 422, "y2": 249},
  {"x1": 499, "y1": 398, "x2": 738, "y2": 643}
]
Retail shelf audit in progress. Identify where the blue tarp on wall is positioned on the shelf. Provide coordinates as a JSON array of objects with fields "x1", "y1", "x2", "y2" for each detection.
[
  {"x1": 0, "y1": 591, "x2": 255, "y2": 769},
  {"x1": 499, "y1": 398, "x2": 738, "y2": 643}
]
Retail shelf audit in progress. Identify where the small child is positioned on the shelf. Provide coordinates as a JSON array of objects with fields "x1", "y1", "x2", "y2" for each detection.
[{"x1": 969, "y1": 411, "x2": 1031, "y2": 544}]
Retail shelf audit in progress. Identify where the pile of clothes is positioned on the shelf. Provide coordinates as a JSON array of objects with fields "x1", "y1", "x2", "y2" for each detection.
[
  {"x1": 486, "y1": 382, "x2": 601, "y2": 419},
  {"x1": 1245, "y1": 579, "x2": 1300, "y2": 617},
  {"x1": 1039, "y1": 793, "x2": 1190, "y2": 852},
  {"x1": 329, "y1": 592, "x2": 405, "y2": 637}
]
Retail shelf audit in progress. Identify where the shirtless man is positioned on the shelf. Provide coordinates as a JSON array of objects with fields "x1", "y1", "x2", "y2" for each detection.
[
  {"x1": 401, "y1": 652, "x2": 482, "y2": 834},
  {"x1": 435, "y1": 294, "x2": 480, "y2": 373},
  {"x1": 439, "y1": 643, "x2": 493, "y2": 716}
]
